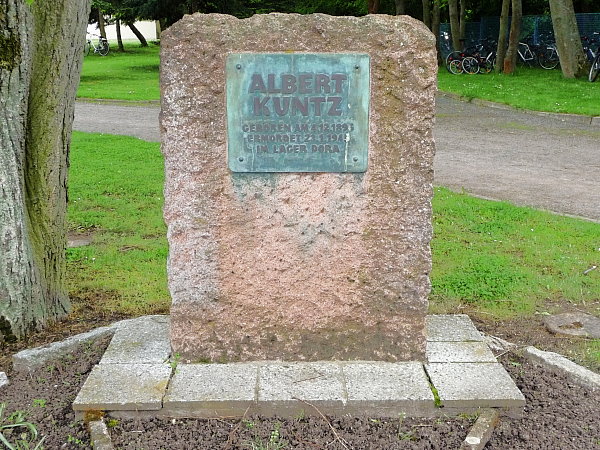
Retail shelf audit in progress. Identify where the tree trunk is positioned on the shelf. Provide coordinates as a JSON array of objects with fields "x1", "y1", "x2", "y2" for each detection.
[
  {"x1": 116, "y1": 18, "x2": 124, "y2": 51},
  {"x1": 128, "y1": 22, "x2": 148, "y2": 47},
  {"x1": 0, "y1": 0, "x2": 91, "y2": 341},
  {"x1": 394, "y1": 0, "x2": 405, "y2": 15},
  {"x1": 97, "y1": 8, "x2": 106, "y2": 39},
  {"x1": 155, "y1": 20, "x2": 161, "y2": 40},
  {"x1": 432, "y1": 0, "x2": 442, "y2": 63},
  {"x1": 549, "y1": 0, "x2": 588, "y2": 78},
  {"x1": 503, "y1": 0, "x2": 522, "y2": 74},
  {"x1": 459, "y1": 0, "x2": 466, "y2": 40},
  {"x1": 496, "y1": 0, "x2": 510, "y2": 73},
  {"x1": 422, "y1": 0, "x2": 431, "y2": 29},
  {"x1": 448, "y1": 0, "x2": 461, "y2": 51},
  {"x1": 368, "y1": 0, "x2": 380, "y2": 14}
]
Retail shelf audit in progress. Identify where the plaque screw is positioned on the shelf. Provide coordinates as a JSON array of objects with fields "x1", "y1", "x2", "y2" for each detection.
[
  {"x1": 238, "y1": 157, "x2": 244, "y2": 162},
  {"x1": 354, "y1": 65, "x2": 360, "y2": 70},
  {"x1": 353, "y1": 156, "x2": 359, "y2": 162},
  {"x1": 236, "y1": 64, "x2": 242, "y2": 70}
]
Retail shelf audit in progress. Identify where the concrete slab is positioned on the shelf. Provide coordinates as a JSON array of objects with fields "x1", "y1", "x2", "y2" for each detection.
[
  {"x1": 460, "y1": 409, "x2": 500, "y2": 450},
  {"x1": 257, "y1": 362, "x2": 345, "y2": 416},
  {"x1": 101, "y1": 316, "x2": 170, "y2": 364},
  {"x1": 73, "y1": 364, "x2": 171, "y2": 413},
  {"x1": 343, "y1": 362, "x2": 435, "y2": 416},
  {"x1": 482, "y1": 334, "x2": 516, "y2": 353},
  {"x1": 426, "y1": 315, "x2": 484, "y2": 342},
  {"x1": 426, "y1": 363, "x2": 525, "y2": 410},
  {"x1": 12, "y1": 326, "x2": 114, "y2": 372},
  {"x1": 70, "y1": 314, "x2": 526, "y2": 419},
  {"x1": 88, "y1": 419, "x2": 114, "y2": 450},
  {"x1": 0, "y1": 372, "x2": 8, "y2": 389},
  {"x1": 163, "y1": 364, "x2": 258, "y2": 417},
  {"x1": 524, "y1": 346, "x2": 600, "y2": 390},
  {"x1": 427, "y1": 342, "x2": 496, "y2": 363}
]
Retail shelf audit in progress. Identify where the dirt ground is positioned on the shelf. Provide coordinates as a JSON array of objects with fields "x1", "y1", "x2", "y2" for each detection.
[
  {"x1": 1, "y1": 331, "x2": 598, "y2": 449},
  {"x1": 1, "y1": 293, "x2": 598, "y2": 449}
]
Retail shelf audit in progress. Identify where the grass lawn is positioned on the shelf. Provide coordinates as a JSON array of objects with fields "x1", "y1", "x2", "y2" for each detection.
[
  {"x1": 438, "y1": 66, "x2": 600, "y2": 116},
  {"x1": 68, "y1": 132, "x2": 168, "y2": 314},
  {"x1": 78, "y1": 43, "x2": 600, "y2": 116},
  {"x1": 68, "y1": 131, "x2": 600, "y2": 366},
  {"x1": 78, "y1": 42, "x2": 160, "y2": 101}
]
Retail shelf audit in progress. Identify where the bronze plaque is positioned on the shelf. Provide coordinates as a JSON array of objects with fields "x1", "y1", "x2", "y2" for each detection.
[{"x1": 226, "y1": 53, "x2": 370, "y2": 173}]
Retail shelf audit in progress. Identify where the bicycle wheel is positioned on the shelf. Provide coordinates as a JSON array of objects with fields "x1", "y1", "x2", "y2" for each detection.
[
  {"x1": 98, "y1": 39, "x2": 110, "y2": 56},
  {"x1": 445, "y1": 51, "x2": 462, "y2": 73},
  {"x1": 84, "y1": 40, "x2": 91, "y2": 56},
  {"x1": 589, "y1": 54, "x2": 600, "y2": 82},
  {"x1": 448, "y1": 59, "x2": 463, "y2": 75},
  {"x1": 538, "y1": 48, "x2": 559, "y2": 70},
  {"x1": 480, "y1": 56, "x2": 495, "y2": 74},
  {"x1": 462, "y1": 56, "x2": 479, "y2": 74}
]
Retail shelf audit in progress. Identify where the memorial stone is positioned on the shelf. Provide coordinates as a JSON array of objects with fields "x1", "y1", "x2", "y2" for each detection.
[{"x1": 161, "y1": 13, "x2": 437, "y2": 362}]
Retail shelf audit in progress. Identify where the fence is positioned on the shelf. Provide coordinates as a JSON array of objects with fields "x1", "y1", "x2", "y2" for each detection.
[{"x1": 439, "y1": 13, "x2": 600, "y2": 57}]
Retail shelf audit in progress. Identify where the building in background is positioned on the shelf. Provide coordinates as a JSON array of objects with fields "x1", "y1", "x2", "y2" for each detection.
[{"x1": 87, "y1": 20, "x2": 158, "y2": 41}]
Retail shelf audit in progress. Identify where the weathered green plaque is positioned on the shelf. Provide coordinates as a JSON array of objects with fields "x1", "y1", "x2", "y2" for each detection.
[{"x1": 226, "y1": 53, "x2": 370, "y2": 173}]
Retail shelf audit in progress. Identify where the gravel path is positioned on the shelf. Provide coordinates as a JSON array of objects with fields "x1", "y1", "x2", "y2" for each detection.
[
  {"x1": 433, "y1": 95, "x2": 600, "y2": 222},
  {"x1": 74, "y1": 96, "x2": 600, "y2": 222}
]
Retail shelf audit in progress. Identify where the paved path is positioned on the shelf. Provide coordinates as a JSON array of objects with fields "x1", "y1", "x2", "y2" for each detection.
[{"x1": 74, "y1": 97, "x2": 600, "y2": 222}]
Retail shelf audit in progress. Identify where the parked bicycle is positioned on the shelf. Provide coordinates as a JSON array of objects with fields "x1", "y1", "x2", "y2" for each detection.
[
  {"x1": 517, "y1": 42, "x2": 537, "y2": 66},
  {"x1": 445, "y1": 38, "x2": 496, "y2": 75},
  {"x1": 84, "y1": 34, "x2": 109, "y2": 56},
  {"x1": 588, "y1": 33, "x2": 600, "y2": 83},
  {"x1": 583, "y1": 32, "x2": 600, "y2": 82},
  {"x1": 536, "y1": 42, "x2": 560, "y2": 70}
]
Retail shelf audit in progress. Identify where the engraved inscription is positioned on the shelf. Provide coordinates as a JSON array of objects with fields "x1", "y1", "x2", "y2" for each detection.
[
  {"x1": 248, "y1": 73, "x2": 346, "y2": 116},
  {"x1": 227, "y1": 53, "x2": 370, "y2": 173}
]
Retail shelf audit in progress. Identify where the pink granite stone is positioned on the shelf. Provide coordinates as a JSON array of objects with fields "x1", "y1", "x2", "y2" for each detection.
[{"x1": 161, "y1": 13, "x2": 437, "y2": 362}]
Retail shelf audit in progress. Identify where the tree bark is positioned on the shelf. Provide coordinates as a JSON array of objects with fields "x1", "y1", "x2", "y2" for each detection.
[
  {"x1": 394, "y1": 0, "x2": 405, "y2": 15},
  {"x1": 422, "y1": 0, "x2": 431, "y2": 29},
  {"x1": 549, "y1": 0, "x2": 588, "y2": 78},
  {"x1": 432, "y1": 0, "x2": 442, "y2": 63},
  {"x1": 97, "y1": 8, "x2": 106, "y2": 39},
  {"x1": 155, "y1": 20, "x2": 161, "y2": 40},
  {"x1": 368, "y1": 0, "x2": 380, "y2": 14},
  {"x1": 448, "y1": 0, "x2": 461, "y2": 51},
  {"x1": 128, "y1": 22, "x2": 148, "y2": 47},
  {"x1": 503, "y1": 0, "x2": 522, "y2": 74},
  {"x1": 496, "y1": 0, "x2": 510, "y2": 73},
  {"x1": 459, "y1": 0, "x2": 466, "y2": 40},
  {"x1": 0, "y1": 0, "x2": 91, "y2": 341},
  {"x1": 115, "y1": 18, "x2": 124, "y2": 51}
]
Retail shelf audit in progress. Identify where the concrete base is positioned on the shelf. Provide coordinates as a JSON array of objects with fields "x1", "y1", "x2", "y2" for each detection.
[{"x1": 73, "y1": 315, "x2": 525, "y2": 419}]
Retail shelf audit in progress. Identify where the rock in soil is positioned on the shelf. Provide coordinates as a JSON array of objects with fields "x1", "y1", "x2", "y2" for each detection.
[{"x1": 544, "y1": 312, "x2": 600, "y2": 339}]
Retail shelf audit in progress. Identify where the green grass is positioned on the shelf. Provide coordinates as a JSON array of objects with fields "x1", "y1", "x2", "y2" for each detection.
[
  {"x1": 78, "y1": 44, "x2": 600, "y2": 117},
  {"x1": 67, "y1": 132, "x2": 600, "y2": 319},
  {"x1": 67, "y1": 132, "x2": 600, "y2": 365},
  {"x1": 78, "y1": 43, "x2": 160, "y2": 101},
  {"x1": 438, "y1": 66, "x2": 600, "y2": 116},
  {"x1": 67, "y1": 131, "x2": 168, "y2": 314},
  {"x1": 430, "y1": 187, "x2": 600, "y2": 317}
]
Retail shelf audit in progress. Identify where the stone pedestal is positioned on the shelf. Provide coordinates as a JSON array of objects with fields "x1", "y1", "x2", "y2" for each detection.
[{"x1": 161, "y1": 13, "x2": 437, "y2": 362}]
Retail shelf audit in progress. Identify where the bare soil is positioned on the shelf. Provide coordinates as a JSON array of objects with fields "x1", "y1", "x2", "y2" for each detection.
[
  {"x1": 0, "y1": 337, "x2": 111, "y2": 449},
  {"x1": 469, "y1": 301, "x2": 600, "y2": 373},
  {"x1": 1, "y1": 313, "x2": 599, "y2": 449},
  {"x1": 108, "y1": 353, "x2": 600, "y2": 449}
]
